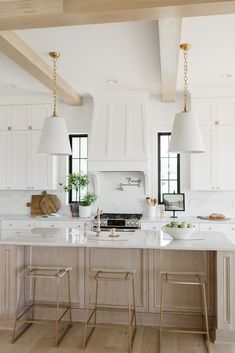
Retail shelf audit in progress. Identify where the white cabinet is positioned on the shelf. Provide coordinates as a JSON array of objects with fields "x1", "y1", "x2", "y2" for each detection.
[
  {"x1": 191, "y1": 126, "x2": 216, "y2": 191},
  {"x1": 0, "y1": 104, "x2": 57, "y2": 190},
  {"x1": 0, "y1": 131, "x2": 10, "y2": 189},
  {"x1": 141, "y1": 222, "x2": 164, "y2": 230},
  {"x1": 10, "y1": 131, "x2": 31, "y2": 190},
  {"x1": 31, "y1": 130, "x2": 57, "y2": 190},
  {"x1": 1, "y1": 220, "x2": 36, "y2": 229},
  {"x1": 191, "y1": 126, "x2": 235, "y2": 191},
  {"x1": 192, "y1": 97, "x2": 235, "y2": 125},
  {"x1": 200, "y1": 223, "x2": 235, "y2": 235},
  {"x1": 217, "y1": 126, "x2": 235, "y2": 191}
]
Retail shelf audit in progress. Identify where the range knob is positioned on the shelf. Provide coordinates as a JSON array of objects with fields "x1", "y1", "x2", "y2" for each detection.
[{"x1": 135, "y1": 221, "x2": 139, "y2": 226}]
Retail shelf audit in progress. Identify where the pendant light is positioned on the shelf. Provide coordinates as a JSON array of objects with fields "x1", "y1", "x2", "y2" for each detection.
[
  {"x1": 38, "y1": 52, "x2": 72, "y2": 155},
  {"x1": 168, "y1": 44, "x2": 205, "y2": 154}
]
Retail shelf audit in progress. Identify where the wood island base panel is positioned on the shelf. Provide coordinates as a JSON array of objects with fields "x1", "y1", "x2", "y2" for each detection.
[{"x1": 0, "y1": 228, "x2": 234, "y2": 345}]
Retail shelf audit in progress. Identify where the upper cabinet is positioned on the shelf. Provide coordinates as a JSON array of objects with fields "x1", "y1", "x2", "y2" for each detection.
[
  {"x1": 0, "y1": 104, "x2": 58, "y2": 191},
  {"x1": 192, "y1": 97, "x2": 235, "y2": 125},
  {"x1": 191, "y1": 96, "x2": 235, "y2": 191}
]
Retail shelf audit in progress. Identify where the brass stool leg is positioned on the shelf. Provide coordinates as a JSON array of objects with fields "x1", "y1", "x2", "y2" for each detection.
[
  {"x1": 132, "y1": 276, "x2": 137, "y2": 330},
  {"x1": 54, "y1": 277, "x2": 60, "y2": 347},
  {"x1": 128, "y1": 278, "x2": 132, "y2": 353},
  {"x1": 32, "y1": 276, "x2": 37, "y2": 321},
  {"x1": 94, "y1": 277, "x2": 99, "y2": 325},
  {"x1": 159, "y1": 275, "x2": 165, "y2": 353},
  {"x1": 67, "y1": 271, "x2": 72, "y2": 325},
  {"x1": 12, "y1": 274, "x2": 26, "y2": 343},
  {"x1": 202, "y1": 283, "x2": 210, "y2": 353},
  {"x1": 83, "y1": 277, "x2": 98, "y2": 348}
]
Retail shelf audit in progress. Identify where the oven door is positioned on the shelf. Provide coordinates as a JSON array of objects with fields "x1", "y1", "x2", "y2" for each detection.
[{"x1": 93, "y1": 226, "x2": 138, "y2": 232}]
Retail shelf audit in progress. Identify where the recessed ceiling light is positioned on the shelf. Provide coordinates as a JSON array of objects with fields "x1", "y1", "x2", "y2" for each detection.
[
  {"x1": 5, "y1": 83, "x2": 16, "y2": 89},
  {"x1": 107, "y1": 79, "x2": 118, "y2": 84},
  {"x1": 220, "y1": 73, "x2": 233, "y2": 79}
]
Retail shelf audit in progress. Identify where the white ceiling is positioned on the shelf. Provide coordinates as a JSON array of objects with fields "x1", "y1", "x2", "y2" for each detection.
[
  {"x1": 15, "y1": 21, "x2": 161, "y2": 97},
  {"x1": 1, "y1": 14, "x2": 235, "y2": 98},
  {"x1": 178, "y1": 14, "x2": 235, "y2": 93},
  {"x1": 0, "y1": 52, "x2": 50, "y2": 96}
]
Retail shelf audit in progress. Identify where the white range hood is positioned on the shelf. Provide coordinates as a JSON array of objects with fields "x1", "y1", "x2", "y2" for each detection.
[{"x1": 88, "y1": 91, "x2": 151, "y2": 173}]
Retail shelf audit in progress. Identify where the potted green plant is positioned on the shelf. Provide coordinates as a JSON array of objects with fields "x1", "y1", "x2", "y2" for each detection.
[
  {"x1": 79, "y1": 192, "x2": 97, "y2": 218},
  {"x1": 61, "y1": 172, "x2": 89, "y2": 217}
]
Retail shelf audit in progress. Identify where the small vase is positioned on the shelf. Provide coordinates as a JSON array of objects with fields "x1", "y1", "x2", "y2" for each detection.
[
  {"x1": 70, "y1": 203, "x2": 79, "y2": 217},
  {"x1": 79, "y1": 205, "x2": 91, "y2": 218}
]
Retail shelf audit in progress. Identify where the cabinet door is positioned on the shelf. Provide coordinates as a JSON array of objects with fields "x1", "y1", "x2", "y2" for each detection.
[
  {"x1": 217, "y1": 98, "x2": 235, "y2": 125},
  {"x1": 31, "y1": 105, "x2": 50, "y2": 130},
  {"x1": 0, "y1": 245, "x2": 25, "y2": 329},
  {"x1": 0, "y1": 132, "x2": 10, "y2": 189},
  {"x1": 9, "y1": 131, "x2": 31, "y2": 190},
  {"x1": 11, "y1": 105, "x2": 31, "y2": 130},
  {"x1": 191, "y1": 126, "x2": 216, "y2": 190},
  {"x1": 192, "y1": 97, "x2": 215, "y2": 125},
  {"x1": 141, "y1": 222, "x2": 164, "y2": 230},
  {"x1": 217, "y1": 126, "x2": 235, "y2": 190},
  {"x1": 85, "y1": 248, "x2": 148, "y2": 313},
  {"x1": 31, "y1": 130, "x2": 57, "y2": 190},
  {"x1": 0, "y1": 106, "x2": 11, "y2": 131}
]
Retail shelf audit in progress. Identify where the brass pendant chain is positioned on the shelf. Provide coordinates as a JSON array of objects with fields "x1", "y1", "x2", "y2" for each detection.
[
  {"x1": 180, "y1": 43, "x2": 191, "y2": 113},
  {"x1": 49, "y1": 51, "x2": 60, "y2": 117}
]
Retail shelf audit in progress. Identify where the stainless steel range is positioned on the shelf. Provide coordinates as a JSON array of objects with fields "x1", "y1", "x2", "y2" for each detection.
[{"x1": 93, "y1": 213, "x2": 143, "y2": 232}]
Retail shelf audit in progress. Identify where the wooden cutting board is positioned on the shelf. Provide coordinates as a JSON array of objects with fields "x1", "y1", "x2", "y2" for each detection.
[
  {"x1": 26, "y1": 195, "x2": 44, "y2": 216},
  {"x1": 39, "y1": 192, "x2": 60, "y2": 215},
  {"x1": 197, "y1": 216, "x2": 231, "y2": 221}
]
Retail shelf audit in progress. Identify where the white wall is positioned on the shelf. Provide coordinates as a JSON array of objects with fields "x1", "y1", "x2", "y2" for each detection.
[{"x1": 1, "y1": 93, "x2": 235, "y2": 217}]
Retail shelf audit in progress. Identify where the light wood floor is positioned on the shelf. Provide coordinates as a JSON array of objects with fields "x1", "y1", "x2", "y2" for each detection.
[{"x1": 0, "y1": 323, "x2": 235, "y2": 353}]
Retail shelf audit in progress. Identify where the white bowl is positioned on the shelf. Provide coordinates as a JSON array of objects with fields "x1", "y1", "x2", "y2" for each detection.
[{"x1": 162, "y1": 226, "x2": 195, "y2": 240}]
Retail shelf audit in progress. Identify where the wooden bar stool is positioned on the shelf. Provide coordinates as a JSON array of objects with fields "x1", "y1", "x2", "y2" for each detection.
[
  {"x1": 159, "y1": 271, "x2": 210, "y2": 353},
  {"x1": 12, "y1": 266, "x2": 72, "y2": 346},
  {"x1": 83, "y1": 269, "x2": 137, "y2": 352}
]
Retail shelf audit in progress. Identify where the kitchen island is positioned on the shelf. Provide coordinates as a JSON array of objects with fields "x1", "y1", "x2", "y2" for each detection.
[{"x1": 0, "y1": 228, "x2": 234, "y2": 345}]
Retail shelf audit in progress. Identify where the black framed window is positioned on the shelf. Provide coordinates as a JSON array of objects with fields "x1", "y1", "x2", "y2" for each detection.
[
  {"x1": 158, "y1": 132, "x2": 180, "y2": 204},
  {"x1": 69, "y1": 134, "x2": 88, "y2": 203}
]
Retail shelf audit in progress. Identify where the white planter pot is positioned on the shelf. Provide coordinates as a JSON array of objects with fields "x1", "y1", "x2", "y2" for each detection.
[{"x1": 79, "y1": 205, "x2": 91, "y2": 218}]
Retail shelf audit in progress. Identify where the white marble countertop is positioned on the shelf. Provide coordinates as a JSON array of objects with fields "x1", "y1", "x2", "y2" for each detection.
[
  {"x1": 1, "y1": 214, "x2": 235, "y2": 225},
  {"x1": 0, "y1": 214, "x2": 92, "y2": 221},
  {"x1": 0, "y1": 228, "x2": 234, "y2": 251},
  {"x1": 141, "y1": 215, "x2": 235, "y2": 224}
]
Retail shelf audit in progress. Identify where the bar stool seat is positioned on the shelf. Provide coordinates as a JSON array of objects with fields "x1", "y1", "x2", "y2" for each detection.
[
  {"x1": 159, "y1": 271, "x2": 210, "y2": 353},
  {"x1": 83, "y1": 269, "x2": 137, "y2": 352},
  {"x1": 12, "y1": 266, "x2": 72, "y2": 346}
]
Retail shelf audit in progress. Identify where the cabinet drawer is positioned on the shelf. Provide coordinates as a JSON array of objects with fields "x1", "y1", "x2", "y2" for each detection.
[
  {"x1": 200, "y1": 223, "x2": 235, "y2": 234},
  {"x1": 1, "y1": 220, "x2": 36, "y2": 229},
  {"x1": 37, "y1": 221, "x2": 85, "y2": 228},
  {"x1": 141, "y1": 223, "x2": 164, "y2": 230}
]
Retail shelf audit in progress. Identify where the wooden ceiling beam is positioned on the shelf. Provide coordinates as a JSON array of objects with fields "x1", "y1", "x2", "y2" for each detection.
[
  {"x1": 158, "y1": 18, "x2": 182, "y2": 102},
  {"x1": 0, "y1": 0, "x2": 234, "y2": 30},
  {"x1": 0, "y1": 31, "x2": 82, "y2": 106}
]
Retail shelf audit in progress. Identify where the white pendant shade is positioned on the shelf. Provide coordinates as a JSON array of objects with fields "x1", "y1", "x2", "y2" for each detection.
[
  {"x1": 168, "y1": 111, "x2": 205, "y2": 154},
  {"x1": 38, "y1": 116, "x2": 72, "y2": 155}
]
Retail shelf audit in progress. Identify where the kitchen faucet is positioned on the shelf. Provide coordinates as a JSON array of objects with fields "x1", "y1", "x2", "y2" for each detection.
[{"x1": 95, "y1": 207, "x2": 102, "y2": 237}]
